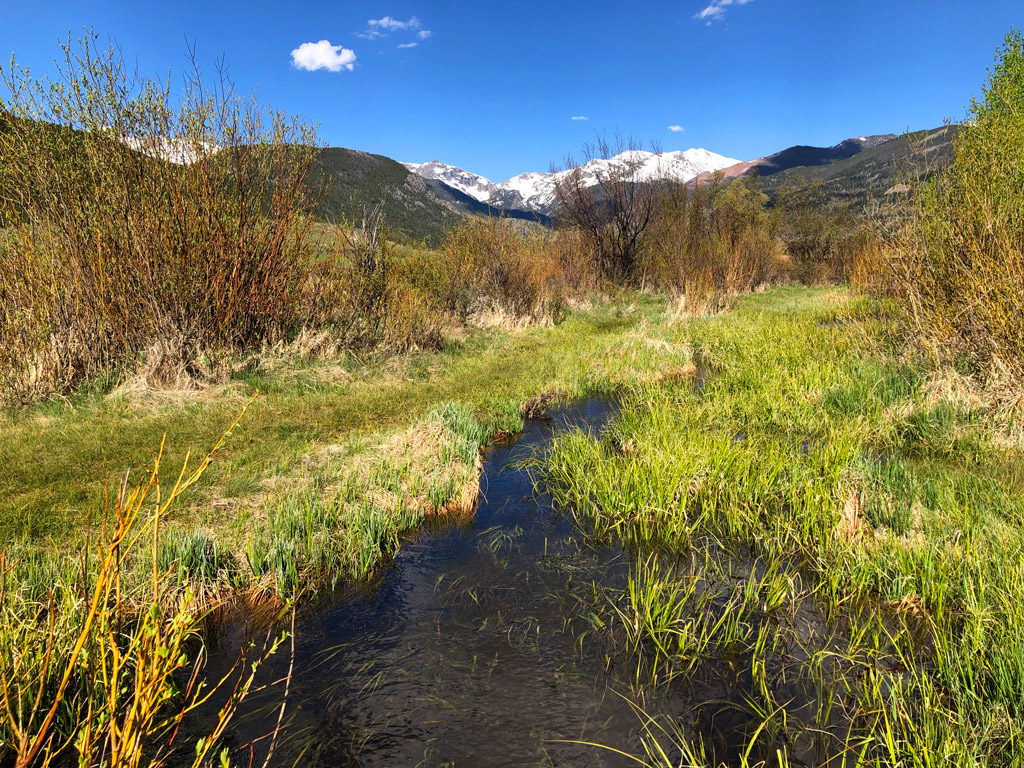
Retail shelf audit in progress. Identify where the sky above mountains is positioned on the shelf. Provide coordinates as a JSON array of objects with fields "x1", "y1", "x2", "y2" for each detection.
[{"x1": 1, "y1": 0, "x2": 1021, "y2": 180}]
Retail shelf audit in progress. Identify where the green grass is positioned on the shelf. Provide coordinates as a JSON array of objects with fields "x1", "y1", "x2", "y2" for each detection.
[
  {"x1": 541, "y1": 286, "x2": 1024, "y2": 765},
  {"x1": 0, "y1": 294, "x2": 688, "y2": 595},
  {"x1": 8, "y1": 284, "x2": 1024, "y2": 763}
]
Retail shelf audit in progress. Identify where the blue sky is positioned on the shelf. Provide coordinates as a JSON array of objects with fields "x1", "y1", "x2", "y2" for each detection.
[{"x1": 1, "y1": 1, "x2": 1021, "y2": 180}]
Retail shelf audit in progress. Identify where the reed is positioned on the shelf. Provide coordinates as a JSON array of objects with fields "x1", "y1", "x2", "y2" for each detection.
[{"x1": 0, "y1": 399, "x2": 281, "y2": 766}]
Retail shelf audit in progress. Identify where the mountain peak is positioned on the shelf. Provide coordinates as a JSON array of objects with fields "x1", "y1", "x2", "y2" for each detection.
[{"x1": 402, "y1": 160, "x2": 496, "y2": 202}]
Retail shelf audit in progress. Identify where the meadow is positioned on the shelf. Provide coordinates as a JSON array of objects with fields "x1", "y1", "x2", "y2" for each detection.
[
  {"x1": 2, "y1": 26, "x2": 1024, "y2": 768},
  {"x1": 0, "y1": 291, "x2": 687, "y2": 593}
]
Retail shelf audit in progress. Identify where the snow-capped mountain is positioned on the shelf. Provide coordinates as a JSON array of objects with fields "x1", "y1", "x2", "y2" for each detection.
[
  {"x1": 402, "y1": 148, "x2": 740, "y2": 214},
  {"x1": 402, "y1": 160, "x2": 497, "y2": 202}
]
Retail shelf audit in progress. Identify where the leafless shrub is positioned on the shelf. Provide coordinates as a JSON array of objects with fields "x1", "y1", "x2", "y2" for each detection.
[
  {"x1": 553, "y1": 134, "x2": 664, "y2": 283},
  {"x1": 0, "y1": 32, "x2": 322, "y2": 403}
]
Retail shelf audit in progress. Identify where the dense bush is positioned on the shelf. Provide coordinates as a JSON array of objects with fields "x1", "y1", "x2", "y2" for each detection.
[
  {"x1": 296, "y1": 215, "x2": 582, "y2": 360},
  {"x1": 0, "y1": 33, "x2": 894, "y2": 407},
  {"x1": 775, "y1": 181, "x2": 876, "y2": 284},
  {"x1": 316, "y1": 203, "x2": 447, "y2": 352},
  {"x1": 643, "y1": 178, "x2": 783, "y2": 315},
  {"x1": 0, "y1": 37, "x2": 587, "y2": 405},
  {"x1": 420, "y1": 217, "x2": 576, "y2": 326},
  {"x1": 874, "y1": 30, "x2": 1024, "y2": 377},
  {"x1": 0, "y1": 33, "x2": 322, "y2": 401}
]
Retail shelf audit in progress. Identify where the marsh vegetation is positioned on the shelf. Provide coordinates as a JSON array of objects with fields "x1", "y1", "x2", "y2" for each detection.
[{"x1": 1, "y1": 26, "x2": 1024, "y2": 768}]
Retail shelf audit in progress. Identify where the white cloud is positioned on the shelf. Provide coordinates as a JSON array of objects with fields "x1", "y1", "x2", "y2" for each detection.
[
  {"x1": 398, "y1": 42, "x2": 419, "y2": 49},
  {"x1": 694, "y1": 0, "x2": 753, "y2": 24},
  {"x1": 291, "y1": 40, "x2": 357, "y2": 72},
  {"x1": 571, "y1": 115, "x2": 588, "y2": 121},
  {"x1": 371, "y1": 15, "x2": 420, "y2": 32},
  {"x1": 360, "y1": 15, "x2": 432, "y2": 40},
  {"x1": 667, "y1": 124, "x2": 684, "y2": 132}
]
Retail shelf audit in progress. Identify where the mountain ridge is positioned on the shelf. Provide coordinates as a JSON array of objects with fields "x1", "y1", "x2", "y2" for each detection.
[
  {"x1": 754, "y1": 125, "x2": 958, "y2": 207},
  {"x1": 689, "y1": 133, "x2": 898, "y2": 187},
  {"x1": 403, "y1": 148, "x2": 740, "y2": 215},
  {"x1": 2, "y1": 115, "x2": 958, "y2": 242}
]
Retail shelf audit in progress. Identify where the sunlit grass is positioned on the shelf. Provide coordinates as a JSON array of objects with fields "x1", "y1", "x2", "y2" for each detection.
[
  {"x1": 8, "y1": 282, "x2": 1023, "y2": 764},
  {"x1": 542, "y1": 286, "x2": 1024, "y2": 765},
  {"x1": 0, "y1": 402, "x2": 280, "y2": 767},
  {"x1": 0, "y1": 295, "x2": 688, "y2": 594}
]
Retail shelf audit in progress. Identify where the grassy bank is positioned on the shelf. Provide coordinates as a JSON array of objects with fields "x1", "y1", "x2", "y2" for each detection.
[
  {"x1": 0, "y1": 294, "x2": 688, "y2": 593},
  {"x1": 0, "y1": 292, "x2": 697, "y2": 765},
  {"x1": 541, "y1": 286, "x2": 1024, "y2": 765}
]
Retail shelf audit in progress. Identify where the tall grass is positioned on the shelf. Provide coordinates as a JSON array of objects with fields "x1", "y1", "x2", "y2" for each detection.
[
  {"x1": 243, "y1": 400, "x2": 492, "y2": 598},
  {"x1": 0, "y1": 400, "x2": 280, "y2": 767},
  {"x1": 540, "y1": 287, "x2": 1024, "y2": 765}
]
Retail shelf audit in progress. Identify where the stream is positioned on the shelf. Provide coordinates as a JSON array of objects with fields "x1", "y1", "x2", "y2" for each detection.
[
  {"x1": 197, "y1": 397, "x2": 857, "y2": 766},
  {"x1": 207, "y1": 399, "x2": 664, "y2": 766}
]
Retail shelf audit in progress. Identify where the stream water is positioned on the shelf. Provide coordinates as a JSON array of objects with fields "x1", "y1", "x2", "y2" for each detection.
[
  {"x1": 207, "y1": 399, "x2": 670, "y2": 766},
  {"x1": 194, "y1": 396, "x2": 868, "y2": 767}
]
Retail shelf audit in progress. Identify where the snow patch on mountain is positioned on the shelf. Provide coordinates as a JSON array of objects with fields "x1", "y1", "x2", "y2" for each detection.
[{"x1": 121, "y1": 136, "x2": 220, "y2": 164}]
